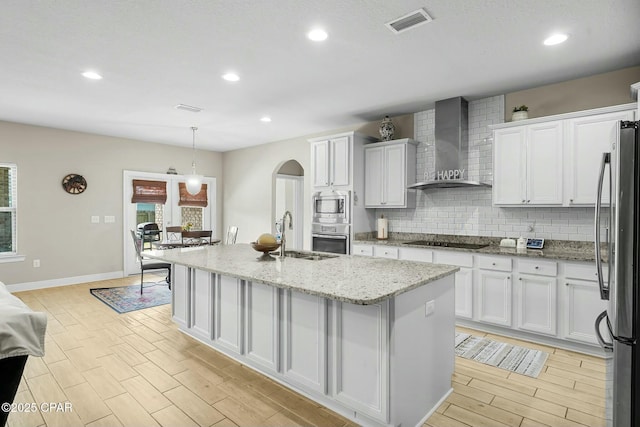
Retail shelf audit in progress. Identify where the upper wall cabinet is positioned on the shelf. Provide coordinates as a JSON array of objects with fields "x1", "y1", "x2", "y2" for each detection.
[
  {"x1": 364, "y1": 139, "x2": 417, "y2": 208},
  {"x1": 565, "y1": 109, "x2": 635, "y2": 206},
  {"x1": 493, "y1": 121, "x2": 563, "y2": 206},
  {"x1": 309, "y1": 132, "x2": 376, "y2": 190},
  {"x1": 492, "y1": 103, "x2": 636, "y2": 207}
]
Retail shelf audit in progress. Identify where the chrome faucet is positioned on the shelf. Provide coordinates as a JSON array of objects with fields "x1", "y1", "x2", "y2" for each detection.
[{"x1": 280, "y1": 210, "x2": 293, "y2": 257}]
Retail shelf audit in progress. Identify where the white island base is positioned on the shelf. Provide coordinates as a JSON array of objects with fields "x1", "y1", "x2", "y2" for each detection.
[{"x1": 171, "y1": 264, "x2": 455, "y2": 427}]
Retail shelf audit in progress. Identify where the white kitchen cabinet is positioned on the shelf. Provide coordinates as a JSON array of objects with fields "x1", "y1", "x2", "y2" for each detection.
[
  {"x1": 454, "y1": 268, "x2": 473, "y2": 319},
  {"x1": 364, "y1": 139, "x2": 417, "y2": 208},
  {"x1": 373, "y1": 245, "x2": 398, "y2": 259},
  {"x1": 171, "y1": 264, "x2": 190, "y2": 328},
  {"x1": 245, "y1": 281, "x2": 280, "y2": 372},
  {"x1": 477, "y1": 263, "x2": 512, "y2": 327},
  {"x1": 333, "y1": 300, "x2": 389, "y2": 422},
  {"x1": 493, "y1": 121, "x2": 563, "y2": 206},
  {"x1": 515, "y1": 259, "x2": 558, "y2": 336},
  {"x1": 352, "y1": 244, "x2": 374, "y2": 256},
  {"x1": 565, "y1": 109, "x2": 635, "y2": 205},
  {"x1": 563, "y1": 262, "x2": 609, "y2": 345},
  {"x1": 310, "y1": 136, "x2": 350, "y2": 188},
  {"x1": 282, "y1": 290, "x2": 327, "y2": 394},
  {"x1": 190, "y1": 268, "x2": 214, "y2": 341},
  {"x1": 214, "y1": 274, "x2": 244, "y2": 354}
]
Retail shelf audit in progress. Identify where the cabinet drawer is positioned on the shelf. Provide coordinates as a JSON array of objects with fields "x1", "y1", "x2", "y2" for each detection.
[
  {"x1": 518, "y1": 259, "x2": 557, "y2": 277},
  {"x1": 477, "y1": 255, "x2": 512, "y2": 272},
  {"x1": 353, "y1": 244, "x2": 373, "y2": 256},
  {"x1": 374, "y1": 246, "x2": 399, "y2": 259},
  {"x1": 564, "y1": 262, "x2": 607, "y2": 281},
  {"x1": 399, "y1": 247, "x2": 433, "y2": 263},
  {"x1": 433, "y1": 251, "x2": 473, "y2": 268}
]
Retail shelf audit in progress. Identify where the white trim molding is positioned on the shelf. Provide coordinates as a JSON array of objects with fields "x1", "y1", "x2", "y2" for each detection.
[{"x1": 6, "y1": 271, "x2": 123, "y2": 293}]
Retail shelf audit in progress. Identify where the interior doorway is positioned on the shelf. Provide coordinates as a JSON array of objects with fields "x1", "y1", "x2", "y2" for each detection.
[{"x1": 274, "y1": 160, "x2": 304, "y2": 251}]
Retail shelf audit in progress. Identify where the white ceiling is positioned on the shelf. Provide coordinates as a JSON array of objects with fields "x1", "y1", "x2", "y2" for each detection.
[{"x1": 1, "y1": 0, "x2": 639, "y2": 152}]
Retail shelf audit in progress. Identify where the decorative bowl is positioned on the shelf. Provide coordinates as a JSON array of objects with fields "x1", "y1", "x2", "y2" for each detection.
[{"x1": 250, "y1": 242, "x2": 281, "y2": 261}]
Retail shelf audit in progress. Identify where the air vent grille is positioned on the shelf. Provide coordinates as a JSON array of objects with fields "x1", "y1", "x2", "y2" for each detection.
[
  {"x1": 385, "y1": 8, "x2": 433, "y2": 34},
  {"x1": 175, "y1": 104, "x2": 203, "y2": 113}
]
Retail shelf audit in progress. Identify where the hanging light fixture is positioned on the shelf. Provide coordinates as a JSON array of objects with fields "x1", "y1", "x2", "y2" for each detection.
[{"x1": 185, "y1": 126, "x2": 203, "y2": 195}]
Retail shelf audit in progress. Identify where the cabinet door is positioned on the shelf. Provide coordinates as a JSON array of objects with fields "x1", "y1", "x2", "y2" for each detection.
[
  {"x1": 330, "y1": 136, "x2": 350, "y2": 187},
  {"x1": 564, "y1": 279, "x2": 608, "y2": 344},
  {"x1": 364, "y1": 146, "x2": 384, "y2": 206},
  {"x1": 526, "y1": 121, "x2": 563, "y2": 205},
  {"x1": 493, "y1": 127, "x2": 526, "y2": 205},
  {"x1": 312, "y1": 140, "x2": 330, "y2": 187},
  {"x1": 333, "y1": 300, "x2": 388, "y2": 422},
  {"x1": 566, "y1": 110, "x2": 634, "y2": 205},
  {"x1": 190, "y1": 269, "x2": 213, "y2": 341},
  {"x1": 172, "y1": 264, "x2": 190, "y2": 328},
  {"x1": 455, "y1": 267, "x2": 473, "y2": 320},
  {"x1": 383, "y1": 144, "x2": 407, "y2": 206},
  {"x1": 283, "y1": 290, "x2": 327, "y2": 394},
  {"x1": 245, "y1": 281, "x2": 279, "y2": 372},
  {"x1": 214, "y1": 274, "x2": 243, "y2": 354},
  {"x1": 477, "y1": 270, "x2": 512, "y2": 326},
  {"x1": 516, "y1": 274, "x2": 557, "y2": 336}
]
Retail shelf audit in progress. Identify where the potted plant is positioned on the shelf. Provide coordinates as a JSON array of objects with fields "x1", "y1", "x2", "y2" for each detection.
[{"x1": 512, "y1": 105, "x2": 529, "y2": 121}]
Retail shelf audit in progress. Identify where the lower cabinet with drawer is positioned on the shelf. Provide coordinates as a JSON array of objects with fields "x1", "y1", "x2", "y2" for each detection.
[{"x1": 351, "y1": 242, "x2": 607, "y2": 353}]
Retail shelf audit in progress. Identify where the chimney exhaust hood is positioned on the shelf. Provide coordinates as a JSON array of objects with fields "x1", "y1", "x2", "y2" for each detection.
[{"x1": 408, "y1": 97, "x2": 491, "y2": 190}]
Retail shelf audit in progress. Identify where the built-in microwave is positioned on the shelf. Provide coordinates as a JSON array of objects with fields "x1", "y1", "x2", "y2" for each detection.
[{"x1": 312, "y1": 190, "x2": 350, "y2": 224}]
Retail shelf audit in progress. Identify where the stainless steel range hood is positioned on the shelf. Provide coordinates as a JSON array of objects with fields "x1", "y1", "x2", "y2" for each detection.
[{"x1": 408, "y1": 97, "x2": 491, "y2": 190}]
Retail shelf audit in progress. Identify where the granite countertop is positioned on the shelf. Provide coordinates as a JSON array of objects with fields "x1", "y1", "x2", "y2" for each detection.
[
  {"x1": 145, "y1": 243, "x2": 459, "y2": 305},
  {"x1": 353, "y1": 233, "x2": 604, "y2": 263}
]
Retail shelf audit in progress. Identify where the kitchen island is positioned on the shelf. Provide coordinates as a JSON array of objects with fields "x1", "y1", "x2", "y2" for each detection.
[{"x1": 145, "y1": 244, "x2": 459, "y2": 427}]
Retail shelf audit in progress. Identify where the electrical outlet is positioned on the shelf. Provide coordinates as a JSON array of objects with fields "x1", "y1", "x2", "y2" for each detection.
[
  {"x1": 91, "y1": 215, "x2": 100, "y2": 224},
  {"x1": 33, "y1": 259, "x2": 40, "y2": 268},
  {"x1": 425, "y1": 300, "x2": 435, "y2": 317}
]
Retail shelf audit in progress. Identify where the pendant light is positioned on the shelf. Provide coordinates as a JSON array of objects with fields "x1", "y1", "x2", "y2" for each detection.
[{"x1": 185, "y1": 126, "x2": 203, "y2": 195}]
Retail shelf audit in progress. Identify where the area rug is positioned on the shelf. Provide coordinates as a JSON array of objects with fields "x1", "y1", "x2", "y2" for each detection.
[
  {"x1": 90, "y1": 284, "x2": 171, "y2": 313},
  {"x1": 455, "y1": 333, "x2": 549, "y2": 378}
]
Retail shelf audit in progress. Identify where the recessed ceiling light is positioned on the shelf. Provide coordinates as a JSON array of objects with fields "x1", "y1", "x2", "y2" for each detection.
[
  {"x1": 81, "y1": 71, "x2": 102, "y2": 80},
  {"x1": 175, "y1": 104, "x2": 203, "y2": 113},
  {"x1": 307, "y1": 28, "x2": 328, "y2": 42},
  {"x1": 543, "y1": 33, "x2": 568, "y2": 46},
  {"x1": 222, "y1": 73, "x2": 240, "y2": 82},
  {"x1": 260, "y1": 116, "x2": 272, "y2": 123}
]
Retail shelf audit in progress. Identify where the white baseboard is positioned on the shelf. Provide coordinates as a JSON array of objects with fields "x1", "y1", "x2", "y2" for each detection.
[{"x1": 7, "y1": 271, "x2": 124, "y2": 293}]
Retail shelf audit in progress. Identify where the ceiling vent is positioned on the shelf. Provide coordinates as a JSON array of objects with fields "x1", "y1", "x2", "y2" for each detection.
[
  {"x1": 175, "y1": 104, "x2": 203, "y2": 113},
  {"x1": 385, "y1": 8, "x2": 433, "y2": 34}
]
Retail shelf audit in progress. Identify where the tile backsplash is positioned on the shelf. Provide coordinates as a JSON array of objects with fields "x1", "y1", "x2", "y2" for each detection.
[{"x1": 377, "y1": 95, "x2": 596, "y2": 242}]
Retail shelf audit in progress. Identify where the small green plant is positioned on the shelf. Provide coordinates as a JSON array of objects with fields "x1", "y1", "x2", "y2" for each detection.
[{"x1": 513, "y1": 105, "x2": 528, "y2": 112}]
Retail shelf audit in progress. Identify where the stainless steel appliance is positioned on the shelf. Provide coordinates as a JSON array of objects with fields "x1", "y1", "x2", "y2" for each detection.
[
  {"x1": 311, "y1": 223, "x2": 350, "y2": 255},
  {"x1": 594, "y1": 119, "x2": 639, "y2": 427},
  {"x1": 312, "y1": 190, "x2": 350, "y2": 224}
]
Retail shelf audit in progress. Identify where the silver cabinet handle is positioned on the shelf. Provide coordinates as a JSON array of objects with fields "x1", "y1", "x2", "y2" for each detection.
[
  {"x1": 527, "y1": 200, "x2": 530, "y2": 203},
  {"x1": 522, "y1": 199, "x2": 526, "y2": 203},
  {"x1": 535, "y1": 266, "x2": 539, "y2": 269}
]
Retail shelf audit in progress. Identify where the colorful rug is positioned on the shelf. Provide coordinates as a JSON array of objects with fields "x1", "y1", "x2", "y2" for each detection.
[
  {"x1": 90, "y1": 284, "x2": 171, "y2": 313},
  {"x1": 455, "y1": 333, "x2": 549, "y2": 378}
]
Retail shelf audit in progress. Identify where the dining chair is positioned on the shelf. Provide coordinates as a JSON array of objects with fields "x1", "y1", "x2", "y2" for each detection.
[
  {"x1": 130, "y1": 230, "x2": 171, "y2": 294},
  {"x1": 165, "y1": 226, "x2": 183, "y2": 242},
  {"x1": 226, "y1": 226, "x2": 238, "y2": 244},
  {"x1": 182, "y1": 230, "x2": 213, "y2": 246}
]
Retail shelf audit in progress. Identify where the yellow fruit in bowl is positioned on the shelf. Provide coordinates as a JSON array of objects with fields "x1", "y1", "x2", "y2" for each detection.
[{"x1": 256, "y1": 233, "x2": 277, "y2": 246}]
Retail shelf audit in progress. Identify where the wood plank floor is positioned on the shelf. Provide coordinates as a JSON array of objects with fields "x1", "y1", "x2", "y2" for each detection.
[{"x1": 7, "y1": 275, "x2": 606, "y2": 427}]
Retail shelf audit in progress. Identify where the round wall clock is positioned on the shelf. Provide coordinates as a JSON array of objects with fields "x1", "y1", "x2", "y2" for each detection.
[{"x1": 62, "y1": 173, "x2": 87, "y2": 194}]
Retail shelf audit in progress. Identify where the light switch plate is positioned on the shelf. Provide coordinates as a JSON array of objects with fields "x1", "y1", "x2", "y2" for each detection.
[
  {"x1": 104, "y1": 215, "x2": 116, "y2": 223},
  {"x1": 91, "y1": 216, "x2": 100, "y2": 224}
]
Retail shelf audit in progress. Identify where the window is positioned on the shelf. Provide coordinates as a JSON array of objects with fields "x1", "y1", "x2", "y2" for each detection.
[{"x1": 0, "y1": 164, "x2": 17, "y2": 255}]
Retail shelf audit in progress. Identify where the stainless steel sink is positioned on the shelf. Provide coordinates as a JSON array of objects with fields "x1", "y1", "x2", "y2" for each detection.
[{"x1": 275, "y1": 250, "x2": 338, "y2": 261}]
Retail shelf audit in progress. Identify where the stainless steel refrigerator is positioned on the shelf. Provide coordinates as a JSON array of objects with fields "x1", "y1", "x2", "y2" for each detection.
[{"x1": 594, "y1": 119, "x2": 639, "y2": 427}]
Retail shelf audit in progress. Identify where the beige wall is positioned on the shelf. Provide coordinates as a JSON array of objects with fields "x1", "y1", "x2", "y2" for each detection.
[
  {"x1": 505, "y1": 66, "x2": 640, "y2": 121},
  {"x1": 0, "y1": 121, "x2": 223, "y2": 285}
]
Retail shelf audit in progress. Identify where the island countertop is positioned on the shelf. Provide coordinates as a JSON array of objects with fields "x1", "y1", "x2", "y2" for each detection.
[{"x1": 145, "y1": 243, "x2": 459, "y2": 305}]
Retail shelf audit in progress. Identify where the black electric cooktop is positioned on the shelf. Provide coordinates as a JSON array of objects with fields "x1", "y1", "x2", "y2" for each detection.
[{"x1": 403, "y1": 241, "x2": 489, "y2": 250}]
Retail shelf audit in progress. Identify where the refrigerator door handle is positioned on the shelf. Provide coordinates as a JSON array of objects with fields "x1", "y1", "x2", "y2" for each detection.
[
  {"x1": 594, "y1": 152, "x2": 610, "y2": 300},
  {"x1": 595, "y1": 310, "x2": 613, "y2": 352}
]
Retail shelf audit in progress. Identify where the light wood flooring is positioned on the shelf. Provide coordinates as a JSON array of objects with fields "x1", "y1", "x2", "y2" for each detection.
[{"x1": 7, "y1": 275, "x2": 607, "y2": 427}]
